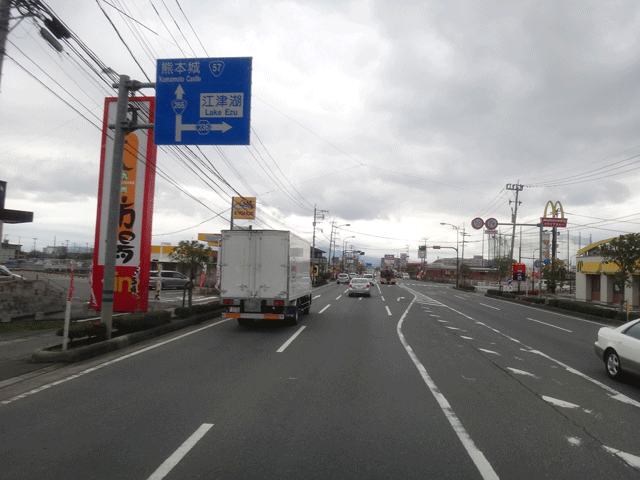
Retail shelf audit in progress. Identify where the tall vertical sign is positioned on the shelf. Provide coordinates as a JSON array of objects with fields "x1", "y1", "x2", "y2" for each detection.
[{"x1": 90, "y1": 97, "x2": 157, "y2": 312}]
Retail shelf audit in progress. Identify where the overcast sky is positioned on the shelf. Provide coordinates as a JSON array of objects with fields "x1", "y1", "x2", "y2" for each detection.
[{"x1": 2, "y1": 0, "x2": 640, "y2": 267}]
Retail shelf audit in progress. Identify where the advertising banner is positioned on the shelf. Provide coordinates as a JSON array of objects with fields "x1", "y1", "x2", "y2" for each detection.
[{"x1": 90, "y1": 97, "x2": 157, "y2": 311}]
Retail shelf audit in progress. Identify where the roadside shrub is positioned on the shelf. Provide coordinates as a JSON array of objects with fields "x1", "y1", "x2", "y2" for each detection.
[
  {"x1": 175, "y1": 302, "x2": 222, "y2": 319},
  {"x1": 458, "y1": 284, "x2": 476, "y2": 292},
  {"x1": 113, "y1": 310, "x2": 171, "y2": 334},
  {"x1": 56, "y1": 321, "x2": 107, "y2": 341}
]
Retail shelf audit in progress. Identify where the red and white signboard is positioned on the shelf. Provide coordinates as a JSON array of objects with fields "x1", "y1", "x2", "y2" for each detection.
[
  {"x1": 541, "y1": 217, "x2": 568, "y2": 228},
  {"x1": 90, "y1": 97, "x2": 157, "y2": 312}
]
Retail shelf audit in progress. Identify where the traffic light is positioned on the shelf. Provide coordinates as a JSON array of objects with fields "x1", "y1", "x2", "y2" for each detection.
[
  {"x1": 313, "y1": 265, "x2": 319, "y2": 276},
  {"x1": 359, "y1": 251, "x2": 365, "y2": 255}
]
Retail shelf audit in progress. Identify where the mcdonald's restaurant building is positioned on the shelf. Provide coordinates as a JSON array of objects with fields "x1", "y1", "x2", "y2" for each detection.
[{"x1": 575, "y1": 237, "x2": 640, "y2": 306}]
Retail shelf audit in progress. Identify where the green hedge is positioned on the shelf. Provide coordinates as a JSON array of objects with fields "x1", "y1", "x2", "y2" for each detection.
[
  {"x1": 174, "y1": 302, "x2": 222, "y2": 319},
  {"x1": 56, "y1": 321, "x2": 107, "y2": 341},
  {"x1": 112, "y1": 310, "x2": 171, "y2": 334},
  {"x1": 458, "y1": 284, "x2": 476, "y2": 292}
]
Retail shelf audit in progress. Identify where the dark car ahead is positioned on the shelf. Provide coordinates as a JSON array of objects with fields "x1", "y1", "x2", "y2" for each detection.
[{"x1": 149, "y1": 270, "x2": 191, "y2": 290}]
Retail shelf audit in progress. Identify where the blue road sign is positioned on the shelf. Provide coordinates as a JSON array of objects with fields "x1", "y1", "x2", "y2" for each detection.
[{"x1": 155, "y1": 57, "x2": 252, "y2": 145}]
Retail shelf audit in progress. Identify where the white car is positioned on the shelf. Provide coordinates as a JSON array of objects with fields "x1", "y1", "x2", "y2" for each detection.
[
  {"x1": 348, "y1": 278, "x2": 371, "y2": 297},
  {"x1": 0, "y1": 265, "x2": 25, "y2": 282},
  {"x1": 402, "y1": 273, "x2": 410, "y2": 279},
  {"x1": 337, "y1": 273, "x2": 350, "y2": 285},
  {"x1": 363, "y1": 273, "x2": 374, "y2": 284},
  {"x1": 594, "y1": 318, "x2": 640, "y2": 379}
]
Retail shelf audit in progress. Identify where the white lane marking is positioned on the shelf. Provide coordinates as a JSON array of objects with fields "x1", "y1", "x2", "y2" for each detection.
[
  {"x1": 385, "y1": 306, "x2": 392, "y2": 316},
  {"x1": 603, "y1": 446, "x2": 640, "y2": 469},
  {"x1": 479, "y1": 303, "x2": 500, "y2": 310},
  {"x1": 276, "y1": 326, "x2": 306, "y2": 353},
  {"x1": 335, "y1": 295, "x2": 342, "y2": 300},
  {"x1": 526, "y1": 317, "x2": 572, "y2": 333},
  {"x1": 404, "y1": 284, "x2": 640, "y2": 409},
  {"x1": 397, "y1": 297, "x2": 405, "y2": 301},
  {"x1": 478, "y1": 348, "x2": 500, "y2": 356},
  {"x1": 319, "y1": 305, "x2": 331, "y2": 314},
  {"x1": 460, "y1": 336, "x2": 474, "y2": 340},
  {"x1": 542, "y1": 396, "x2": 580, "y2": 409},
  {"x1": 1, "y1": 318, "x2": 234, "y2": 407},
  {"x1": 506, "y1": 368, "x2": 538, "y2": 378},
  {"x1": 455, "y1": 295, "x2": 466, "y2": 300},
  {"x1": 445, "y1": 326, "x2": 461, "y2": 330},
  {"x1": 147, "y1": 423, "x2": 214, "y2": 480},
  {"x1": 381, "y1": 296, "x2": 386, "y2": 302},
  {"x1": 313, "y1": 295, "x2": 321, "y2": 299},
  {"x1": 396, "y1": 297, "x2": 499, "y2": 480}
]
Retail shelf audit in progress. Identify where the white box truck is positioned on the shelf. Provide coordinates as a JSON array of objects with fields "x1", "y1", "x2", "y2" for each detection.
[{"x1": 219, "y1": 229, "x2": 313, "y2": 326}]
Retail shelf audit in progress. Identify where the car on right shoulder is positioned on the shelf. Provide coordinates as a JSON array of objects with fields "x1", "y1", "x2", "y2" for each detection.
[{"x1": 594, "y1": 318, "x2": 640, "y2": 380}]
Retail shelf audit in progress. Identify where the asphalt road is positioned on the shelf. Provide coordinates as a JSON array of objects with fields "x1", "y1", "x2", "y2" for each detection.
[{"x1": 1, "y1": 280, "x2": 639, "y2": 479}]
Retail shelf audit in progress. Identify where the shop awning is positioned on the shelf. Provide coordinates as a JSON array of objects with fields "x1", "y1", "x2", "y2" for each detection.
[{"x1": 579, "y1": 262, "x2": 601, "y2": 274}]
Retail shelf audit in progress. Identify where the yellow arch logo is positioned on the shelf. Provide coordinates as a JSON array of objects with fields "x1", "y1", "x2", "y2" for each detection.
[{"x1": 543, "y1": 200, "x2": 565, "y2": 218}]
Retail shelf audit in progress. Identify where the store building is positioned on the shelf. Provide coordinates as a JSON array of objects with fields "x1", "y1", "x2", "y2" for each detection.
[{"x1": 576, "y1": 237, "x2": 640, "y2": 306}]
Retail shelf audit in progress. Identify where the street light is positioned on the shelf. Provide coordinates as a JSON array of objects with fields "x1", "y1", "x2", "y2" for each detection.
[
  {"x1": 440, "y1": 223, "x2": 460, "y2": 288},
  {"x1": 343, "y1": 236, "x2": 355, "y2": 272}
]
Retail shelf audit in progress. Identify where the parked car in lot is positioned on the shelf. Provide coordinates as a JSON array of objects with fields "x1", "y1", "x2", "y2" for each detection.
[
  {"x1": 0, "y1": 265, "x2": 24, "y2": 282},
  {"x1": 594, "y1": 318, "x2": 640, "y2": 380},
  {"x1": 348, "y1": 278, "x2": 371, "y2": 297},
  {"x1": 337, "y1": 273, "x2": 350, "y2": 285},
  {"x1": 149, "y1": 270, "x2": 191, "y2": 290},
  {"x1": 402, "y1": 273, "x2": 410, "y2": 279}
]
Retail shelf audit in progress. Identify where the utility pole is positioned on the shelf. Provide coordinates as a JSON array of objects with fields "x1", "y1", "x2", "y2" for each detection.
[
  {"x1": 506, "y1": 182, "x2": 524, "y2": 264},
  {"x1": 311, "y1": 206, "x2": 328, "y2": 284},
  {"x1": 0, "y1": 0, "x2": 71, "y2": 92}
]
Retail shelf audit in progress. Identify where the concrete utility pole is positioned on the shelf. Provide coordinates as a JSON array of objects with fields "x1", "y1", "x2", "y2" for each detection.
[
  {"x1": 100, "y1": 75, "x2": 154, "y2": 339},
  {"x1": 506, "y1": 182, "x2": 524, "y2": 263},
  {"x1": 0, "y1": 0, "x2": 71, "y2": 92},
  {"x1": 311, "y1": 206, "x2": 328, "y2": 283},
  {"x1": 0, "y1": 0, "x2": 10, "y2": 91}
]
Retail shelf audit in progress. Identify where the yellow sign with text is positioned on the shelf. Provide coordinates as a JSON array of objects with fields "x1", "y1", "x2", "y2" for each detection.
[
  {"x1": 232, "y1": 196, "x2": 256, "y2": 219},
  {"x1": 198, "y1": 233, "x2": 221, "y2": 247}
]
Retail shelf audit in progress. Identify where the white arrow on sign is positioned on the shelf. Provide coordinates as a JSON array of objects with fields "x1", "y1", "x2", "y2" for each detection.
[
  {"x1": 172, "y1": 85, "x2": 233, "y2": 141},
  {"x1": 175, "y1": 115, "x2": 232, "y2": 141}
]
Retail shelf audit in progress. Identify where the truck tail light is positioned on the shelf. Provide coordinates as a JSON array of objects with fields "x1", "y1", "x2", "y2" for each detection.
[
  {"x1": 223, "y1": 299, "x2": 235, "y2": 305},
  {"x1": 274, "y1": 300, "x2": 285, "y2": 306}
]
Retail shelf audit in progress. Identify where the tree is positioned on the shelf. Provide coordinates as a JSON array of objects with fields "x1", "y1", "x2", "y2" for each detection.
[
  {"x1": 493, "y1": 256, "x2": 514, "y2": 288},
  {"x1": 541, "y1": 257, "x2": 567, "y2": 294},
  {"x1": 169, "y1": 240, "x2": 213, "y2": 307},
  {"x1": 599, "y1": 233, "x2": 640, "y2": 311},
  {"x1": 459, "y1": 263, "x2": 471, "y2": 285}
]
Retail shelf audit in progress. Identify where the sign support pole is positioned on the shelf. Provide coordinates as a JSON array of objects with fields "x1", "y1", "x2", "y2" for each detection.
[{"x1": 100, "y1": 75, "x2": 131, "y2": 339}]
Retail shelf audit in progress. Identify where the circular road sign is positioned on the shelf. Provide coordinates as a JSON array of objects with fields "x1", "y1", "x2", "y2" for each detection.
[
  {"x1": 471, "y1": 217, "x2": 484, "y2": 230},
  {"x1": 485, "y1": 217, "x2": 499, "y2": 230}
]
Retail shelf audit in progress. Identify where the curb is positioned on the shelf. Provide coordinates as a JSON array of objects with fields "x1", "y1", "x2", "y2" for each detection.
[{"x1": 31, "y1": 308, "x2": 225, "y2": 363}]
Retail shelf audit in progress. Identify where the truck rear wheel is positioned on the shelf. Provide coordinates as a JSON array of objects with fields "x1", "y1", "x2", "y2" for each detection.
[
  {"x1": 302, "y1": 295, "x2": 311, "y2": 315},
  {"x1": 288, "y1": 300, "x2": 300, "y2": 326}
]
